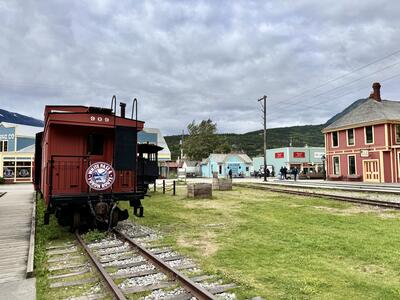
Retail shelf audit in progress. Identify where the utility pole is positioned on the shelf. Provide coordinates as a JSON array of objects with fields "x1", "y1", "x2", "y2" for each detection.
[
  {"x1": 180, "y1": 130, "x2": 184, "y2": 161},
  {"x1": 258, "y1": 95, "x2": 267, "y2": 182}
]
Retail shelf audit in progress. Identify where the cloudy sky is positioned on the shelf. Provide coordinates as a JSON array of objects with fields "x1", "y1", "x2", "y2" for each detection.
[{"x1": 1, "y1": 0, "x2": 400, "y2": 135}]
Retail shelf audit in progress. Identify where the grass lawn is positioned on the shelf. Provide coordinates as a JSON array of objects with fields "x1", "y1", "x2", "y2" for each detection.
[{"x1": 122, "y1": 186, "x2": 400, "y2": 299}]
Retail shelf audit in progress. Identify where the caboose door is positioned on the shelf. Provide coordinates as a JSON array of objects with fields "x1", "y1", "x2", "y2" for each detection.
[{"x1": 51, "y1": 156, "x2": 87, "y2": 195}]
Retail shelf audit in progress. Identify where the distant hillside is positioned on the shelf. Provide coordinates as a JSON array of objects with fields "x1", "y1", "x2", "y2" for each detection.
[
  {"x1": 0, "y1": 109, "x2": 43, "y2": 127},
  {"x1": 165, "y1": 124, "x2": 325, "y2": 160},
  {"x1": 324, "y1": 98, "x2": 366, "y2": 127}
]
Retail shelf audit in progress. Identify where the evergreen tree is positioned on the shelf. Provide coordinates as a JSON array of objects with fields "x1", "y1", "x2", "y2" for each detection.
[{"x1": 184, "y1": 119, "x2": 231, "y2": 160}]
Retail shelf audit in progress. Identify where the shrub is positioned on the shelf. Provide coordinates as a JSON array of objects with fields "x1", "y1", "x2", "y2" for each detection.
[{"x1": 82, "y1": 229, "x2": 107, "y2": 242}]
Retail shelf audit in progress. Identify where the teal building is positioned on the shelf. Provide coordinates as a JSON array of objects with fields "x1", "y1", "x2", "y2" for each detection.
[
  {"x1": 0, "y1": 122, "x2": 42, "y2": 182},
  {"x1": 201, "y1": 153, "x2": 252, "y2": 178},
  {"x1": 253, "y1": 147, "x2": 325, "y2": 176}
]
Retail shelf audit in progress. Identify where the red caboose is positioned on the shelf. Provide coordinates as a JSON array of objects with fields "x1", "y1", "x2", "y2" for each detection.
[{"x1": 35, "y1": 99, "x2": 148, "y2": 230}]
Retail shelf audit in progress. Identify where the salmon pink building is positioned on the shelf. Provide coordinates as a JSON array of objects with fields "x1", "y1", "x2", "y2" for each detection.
[{"x1": 323, "y1": 82, "x2": 400, "y2": 183}]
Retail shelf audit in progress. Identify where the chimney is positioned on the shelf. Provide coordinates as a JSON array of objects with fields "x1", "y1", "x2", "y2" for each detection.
[
  {"x1": 120, "y1": 102, "x2": 126, "y2": 118},
  {"x1": 369, "y1": 82, "x2": 381, "y2": 102}
]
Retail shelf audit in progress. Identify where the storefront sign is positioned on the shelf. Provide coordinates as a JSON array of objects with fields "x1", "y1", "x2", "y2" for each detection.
[
  {"x1": 293, "y1": 152, "x2": 305, "y2": 158},
  {"x1": 314, "y1": 152, "x2": 325, "y2": 159},
  {"x1": 275, "y1": 152, "x2": 284, "y2": 158},
  {"x1": 360, "y1": 149, "x2": 369, "y2": 157},
  {"x1": 85, "y1": 162, "x2": 115, "y2": 190},
  {"x1": 0, "y1": 133, "x2": 15, "y2": 140}
]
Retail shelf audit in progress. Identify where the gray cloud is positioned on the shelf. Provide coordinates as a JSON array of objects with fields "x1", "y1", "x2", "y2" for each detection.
[{"x1": 1, "y1": 0, "x2": 400, "y2": 135}]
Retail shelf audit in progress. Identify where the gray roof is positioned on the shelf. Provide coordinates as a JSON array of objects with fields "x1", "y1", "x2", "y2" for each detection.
[
  {"x1": 206, "y1": 153, "x2": 253, "y2": 164},
  {"x1": 1, "y1": 122, "x2": 42, "y2": 137},
  {"x1": 183, "y1": 160, "x2": 198, "y2": 167},
  {"x1": 323, "y1": 98, "x2": 400, "y2": 131}
]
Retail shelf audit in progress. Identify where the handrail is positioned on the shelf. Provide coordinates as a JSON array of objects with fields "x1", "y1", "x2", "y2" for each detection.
[
  {"x1": 131, "y1": 97, "x2": 138, "y2": 193},
  {"x1": 110, "y1": 95, "x2": 116, "y2": 112},
  {"x1": 131, "y1": 97, "x2": 137, "y2": 120}
]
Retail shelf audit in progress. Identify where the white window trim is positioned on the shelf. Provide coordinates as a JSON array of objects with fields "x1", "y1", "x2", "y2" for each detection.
[
  {"x1": 346, "y1": 128, "x2": 355, "y2": 147},
  {"x1": 331, "y1": 131, "x2": 339, "y2": 148},
  {"x1": 347, "y1": 154, "x2": 357, "y2": 176},
  {"x1": 395, "y1": 124, "x2": 400, "y2": 144},
  {"x1": 0, "y1": 140, "x2": 8, "y2": 152},
  {"x1": 398, "y1": 151, "x2": 400, "y2": 182},
  {"x1": 332, "y1": 155, "x2": 340, "y2": 175},
  {"x1": 365, "y1": 125, "x2": 374, "y2": 145}
]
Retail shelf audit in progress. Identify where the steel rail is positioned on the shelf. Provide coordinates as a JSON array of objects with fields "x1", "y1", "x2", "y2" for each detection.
[
  {"x1": 75, "y1": 231, "x2": 127, "y2": 300},
  {"x1": 237, "y1": 183, "x2": 400, "y2": 209},
  {"x1": 264, "y1": 181, "x2": 400, "y2": 195},
  {"x1": 114, "y1": 229, "x2": 217, "y2": 300}
]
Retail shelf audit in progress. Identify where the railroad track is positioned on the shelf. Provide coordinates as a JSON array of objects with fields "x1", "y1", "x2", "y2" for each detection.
[
  {"x1": 237, "y1": 183, "x2": 400, "y2": 210},
  {"x1": 46, "y1": 223, "x2": 237, "y2": 299},
  {"x1": 260, "y1": 181, "x2": 400, "y2": 195}
]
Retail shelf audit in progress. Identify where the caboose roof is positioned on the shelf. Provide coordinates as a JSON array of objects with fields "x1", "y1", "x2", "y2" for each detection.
[
  {"x1": 44, "y1": 105, "x2": 144, "y2": 130},
  {"x1": 45, "y1": 105, "x2": 113, "y2": 118}
]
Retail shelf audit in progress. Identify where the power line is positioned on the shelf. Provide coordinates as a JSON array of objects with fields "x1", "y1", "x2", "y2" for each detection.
[
  {"x1": 274, "y1": 60, "x2": 400, "y2": 112},
  {"x1": 270, "y1": 48, "x2": 400, "y2": 105},
  {"x1": 267, "y1": 71, "x2": 400, "y2": 124}
]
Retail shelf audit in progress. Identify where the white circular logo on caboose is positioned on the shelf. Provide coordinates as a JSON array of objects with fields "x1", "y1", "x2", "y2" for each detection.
[{"x1": 85, "y1": 162, "x2": 115, "y2": 190}]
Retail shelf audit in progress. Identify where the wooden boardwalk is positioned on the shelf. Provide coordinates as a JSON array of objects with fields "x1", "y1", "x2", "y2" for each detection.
[{"x1": 0, "y1": 184, "x2": 34, "y2": 284}]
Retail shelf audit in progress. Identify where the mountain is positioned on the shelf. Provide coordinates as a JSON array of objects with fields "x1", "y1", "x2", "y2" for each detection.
[
  {"x1": 324, "y1": 98, "x2": 367, "y2": 127},
  {"x1": 165, "y1": 124, "x2": 325, "y2": 160},
  {"x1": 0, "y1": 109, "x2": 44, "y2": 127}
]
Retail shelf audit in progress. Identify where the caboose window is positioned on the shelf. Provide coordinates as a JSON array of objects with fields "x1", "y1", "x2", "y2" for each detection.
[{"x1": 87, "y1": 134, "x2": 104, "y2": 155}]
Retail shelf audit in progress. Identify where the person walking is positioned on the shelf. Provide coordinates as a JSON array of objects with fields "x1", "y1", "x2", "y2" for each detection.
[
  {"x1": 280, "y1": 167, "x2": 284, "y2": 180},
  {"x1": 283, "y1": 166, "x2": 288, "y2": 180},
  {"x1": 292, "y1": 167, "x2": 299, "y2": 181},
  {"x1": 228, "y1": 169, "x2": 232, "y2": 179}
]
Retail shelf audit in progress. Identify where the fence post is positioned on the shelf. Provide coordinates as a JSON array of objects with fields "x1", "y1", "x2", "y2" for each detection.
[
  {"x1": 173, "y1": 180, "x2": 176, "y2": 196},
  {"x1": 163, "y1": 180, "x2": 165, "y2": 194}
]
